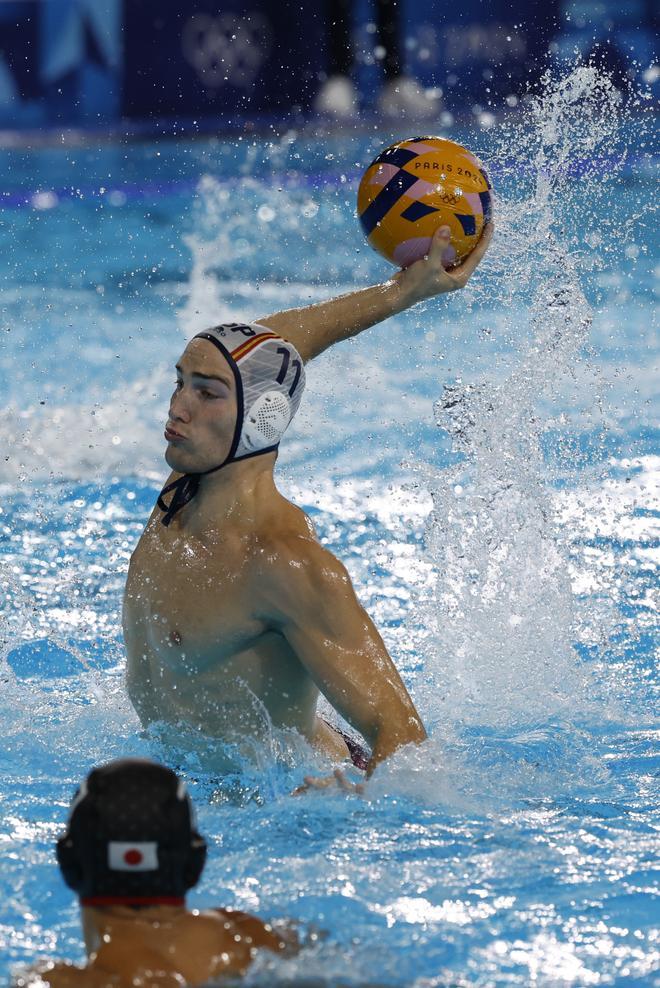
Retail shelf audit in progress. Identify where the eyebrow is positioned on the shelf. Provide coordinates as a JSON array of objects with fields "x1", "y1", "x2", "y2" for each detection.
[{"x1": 175, "y1": 364, "x2": 232, "y2": 387}]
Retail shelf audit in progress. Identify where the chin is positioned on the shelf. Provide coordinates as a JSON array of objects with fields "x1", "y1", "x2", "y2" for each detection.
[
  {"x1": 164, "y1": 445, "x2": 191, "y2": 473},
  {"x1": 165, "y1": 444, "x2": 226, "y2": 475}
]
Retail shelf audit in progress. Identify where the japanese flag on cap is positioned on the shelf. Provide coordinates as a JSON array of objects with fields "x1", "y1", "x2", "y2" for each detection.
[{"x1": 108, "y1": 841, "x2": 159, "y2": 872}]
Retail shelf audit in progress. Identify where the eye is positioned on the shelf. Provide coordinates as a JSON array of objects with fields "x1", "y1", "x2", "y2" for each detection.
[{"x1": 201, "y1": 390, "x2": 219, "y2": 400}]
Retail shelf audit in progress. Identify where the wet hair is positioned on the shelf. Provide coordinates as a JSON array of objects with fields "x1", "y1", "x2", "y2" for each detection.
[{"x1": 56, "y1": 758, "x2": 207, "y2": 907}]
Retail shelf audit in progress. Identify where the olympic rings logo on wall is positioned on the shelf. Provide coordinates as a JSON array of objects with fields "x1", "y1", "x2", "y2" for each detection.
[{"x1": 182, "y1": 12, "x2": 272, "y2": 90}]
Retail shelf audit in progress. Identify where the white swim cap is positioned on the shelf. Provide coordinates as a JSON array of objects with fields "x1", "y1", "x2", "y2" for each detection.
[
  {"x1": 158, "y1": 323, "x2": 305, "y2": 526},
  {"x1": 195, "y1": 322, "x2": 306, "y2": 461}
]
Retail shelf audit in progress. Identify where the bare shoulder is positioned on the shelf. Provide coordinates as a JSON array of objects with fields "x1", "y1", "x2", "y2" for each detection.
[
  {"x1": 251, "y1": 492, "x2": 316, "y2": 562},
  {"x1": 253, "y1": 508, "x2": 356, "y2": 622},
  {"x1": 259, "y1": 502, "x2": 348, "y2": 575}
]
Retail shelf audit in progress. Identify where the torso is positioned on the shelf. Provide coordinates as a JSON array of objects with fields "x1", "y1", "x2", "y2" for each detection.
[
  {"x1": 122, "y1": 475, "x2": 349, "y2": 761},
  {"x1": 22, "y1": 907, "x2": 288, "y2": 987}
]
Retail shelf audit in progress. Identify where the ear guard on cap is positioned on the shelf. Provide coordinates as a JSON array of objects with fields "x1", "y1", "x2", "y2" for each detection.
[
  {"x1": 183, "y1": 833, "x2": 207, "y2": 890},
  {"x1": 56, "y1": 827, "x2": 207, "y2": 896},
  {"x1": 56, "y1": 831, "x2": 84, "y2": 892},
  {"x1": 242, "y1": 390, "x2": 292, "y2": 451}
]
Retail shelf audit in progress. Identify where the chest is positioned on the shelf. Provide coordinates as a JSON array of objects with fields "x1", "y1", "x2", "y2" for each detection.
[{"x1": 125, "y1": 520, "x2": 264, "y2": 659}]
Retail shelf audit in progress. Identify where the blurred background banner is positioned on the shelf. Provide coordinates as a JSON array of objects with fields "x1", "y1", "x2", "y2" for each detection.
[
  {"x1": 0, "y1": 0, "x2": 656, "y2": 129},
  {"x1": 354, "y1": 0, "x2": 561, "y2": 108},
  {"x1": 0, "y1": 0, "x2": 121, "y2": 127},
  {"x1": 122, "y1": 0, "x2": 323, "y2": 120}
]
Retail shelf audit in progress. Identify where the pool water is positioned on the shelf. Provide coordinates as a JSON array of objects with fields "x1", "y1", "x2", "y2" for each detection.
[{"x1": 1, "y1": 66, "x2": 658, "y2": 985}]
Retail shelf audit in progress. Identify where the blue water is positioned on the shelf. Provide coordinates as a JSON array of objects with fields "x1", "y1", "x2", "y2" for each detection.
[{"x1": 1, "y1": 68, "x2": 658, "y2": 985}]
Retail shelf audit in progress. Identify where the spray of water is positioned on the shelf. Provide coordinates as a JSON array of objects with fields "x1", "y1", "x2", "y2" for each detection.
[{"x1": 413, "y1": 66, "x2": 635, "y2": 734}]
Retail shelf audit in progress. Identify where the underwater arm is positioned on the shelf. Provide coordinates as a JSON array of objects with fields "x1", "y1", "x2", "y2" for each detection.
[
  {"x1": 261, "y1": 539, "x2": 427, "y2": 775},
  {"x1": 258, "y1": 222, "x2": 493, "y2": 362}
]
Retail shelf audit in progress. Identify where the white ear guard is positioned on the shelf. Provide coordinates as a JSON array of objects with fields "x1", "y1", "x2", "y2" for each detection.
[{"x1": 242, "y1": 390, "x2": 292, "y2": 451}]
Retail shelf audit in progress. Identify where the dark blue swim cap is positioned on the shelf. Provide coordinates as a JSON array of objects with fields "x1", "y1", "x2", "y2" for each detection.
[{"x1": 56, "y1": 759, "x2": 207, "y2": 907}]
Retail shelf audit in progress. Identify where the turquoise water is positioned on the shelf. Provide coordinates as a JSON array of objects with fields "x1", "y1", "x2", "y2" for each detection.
[{"x1": 1, "y1": 68, "x2": 658, "y2": 985}]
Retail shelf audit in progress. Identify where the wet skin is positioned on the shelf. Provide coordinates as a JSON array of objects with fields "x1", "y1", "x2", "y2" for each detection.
[
  {"x1": 123, "y1": 225, "x2": 493, "y2": 774},
  {"x1": 21, "y1": 905, "x2": 290, "y2": 987},
  {"x1": 123, "y1": 342, "x2": 424, "y2": 768}
]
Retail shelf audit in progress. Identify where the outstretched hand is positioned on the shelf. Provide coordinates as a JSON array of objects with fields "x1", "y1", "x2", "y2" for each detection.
[
  {"x1": 396, "y1": 220, "x2": 494, "y2": 305},
  {"x1": 292, "y1": 767, "x2": 366, "y2": 797}
]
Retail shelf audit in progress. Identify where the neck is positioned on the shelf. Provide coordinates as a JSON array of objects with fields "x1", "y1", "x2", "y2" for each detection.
[
  {"x1": 175, "y1": 453, "x2": 278, "y2": 531},
  {"x1": 81, "y1": 903, "x2": 187, "y2": 955}
]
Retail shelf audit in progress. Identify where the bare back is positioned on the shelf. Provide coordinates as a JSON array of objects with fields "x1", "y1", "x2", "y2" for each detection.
[{"x1": 22, "y1": 907, "x2": 288, "y2": 987}]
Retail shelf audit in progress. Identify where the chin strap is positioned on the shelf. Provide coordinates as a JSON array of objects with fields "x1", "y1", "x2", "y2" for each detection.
[
  {"x1": 157, "y1": 474, "x2": 202, "y2": 527},
  {"x1": 157, "y1": 454, "x2": 239, "y2": 526},
  {"x1": 157, "y1": 440, "x2": 282, "y2": 526}
]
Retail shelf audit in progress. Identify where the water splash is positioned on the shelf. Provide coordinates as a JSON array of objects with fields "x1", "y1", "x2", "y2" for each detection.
[{"x1": 414, "y1": 65, "x2": 637, "y2": 730}]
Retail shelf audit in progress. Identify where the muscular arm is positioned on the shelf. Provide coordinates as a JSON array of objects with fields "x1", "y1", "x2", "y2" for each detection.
[
  {"x1": 258, "y1": 223, "x2": 493, "y2": 362},
  {"x1": 259, "y1": 537, "x2": 427, "y2": 775}
]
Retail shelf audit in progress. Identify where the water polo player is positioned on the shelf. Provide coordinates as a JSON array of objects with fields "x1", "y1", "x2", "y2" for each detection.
[
  {"x1": 123, "y1": 223, "x2": 493, "y2": 787},
  {"x1": 17, "y1": 759, "x2": 292, "y2": 987}
]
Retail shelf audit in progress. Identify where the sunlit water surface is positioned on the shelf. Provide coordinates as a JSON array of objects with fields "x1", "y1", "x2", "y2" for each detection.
[{"x1": 1, "y1": 68, "x2": 658, "y2": 985}]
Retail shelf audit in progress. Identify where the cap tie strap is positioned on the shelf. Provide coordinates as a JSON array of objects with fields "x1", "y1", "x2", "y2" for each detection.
[{"x1": 157, "y1": 474, "x2": 201, "y2": 527}]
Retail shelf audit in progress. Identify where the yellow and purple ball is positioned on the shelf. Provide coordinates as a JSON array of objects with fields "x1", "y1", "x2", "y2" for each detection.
[{"x1": 357, "y1": 136, "x2": 493, "y2": 269}]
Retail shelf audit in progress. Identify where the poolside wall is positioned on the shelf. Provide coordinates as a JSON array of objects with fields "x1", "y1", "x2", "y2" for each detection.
[{"x1": 0, "y1": 0, "x2": 656, "y2": 130}]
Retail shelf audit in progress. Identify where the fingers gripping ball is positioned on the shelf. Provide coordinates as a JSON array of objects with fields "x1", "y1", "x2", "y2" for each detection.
[{"x1": 357, "y1": 136, "x2": 493, "y2": 270}]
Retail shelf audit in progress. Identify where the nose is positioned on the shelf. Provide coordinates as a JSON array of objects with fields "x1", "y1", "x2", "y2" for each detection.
[{"x1": 169, "y1": 387, "x2": 192, "y2": 423}]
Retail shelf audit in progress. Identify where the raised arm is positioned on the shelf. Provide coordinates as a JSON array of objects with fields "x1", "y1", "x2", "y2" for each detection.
[
  {"x1": 259, "y1": 537, "x2": 427, "y2": 776},
  {"x1": 258, "y1": 222, "x2": 493, "y2": 362}
]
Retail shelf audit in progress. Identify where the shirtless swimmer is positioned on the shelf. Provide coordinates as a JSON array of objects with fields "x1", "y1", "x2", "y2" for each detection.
[
  {"x1": 16, "y1": 759, "x2": 294, "y2": 987},
  {"x1": 123, "y1": 223, "x2": 493, "y2": 781}
]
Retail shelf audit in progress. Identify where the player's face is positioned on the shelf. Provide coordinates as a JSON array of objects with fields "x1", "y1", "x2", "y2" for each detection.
[{"x1": 164, "y1": 339, "x2": 238, "y2": 474}]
